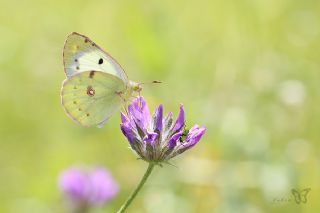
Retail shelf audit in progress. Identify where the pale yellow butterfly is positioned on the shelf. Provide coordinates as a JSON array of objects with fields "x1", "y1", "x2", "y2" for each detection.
[{"x1": 61, "y1": 32, "x2": 144, "y2": 128}]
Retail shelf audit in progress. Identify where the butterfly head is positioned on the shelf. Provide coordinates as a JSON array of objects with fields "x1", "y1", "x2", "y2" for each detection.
[
  {"x1": 129, "y1": 80, "x2": 162, "y2": 94},
  {"x1": 129, "y1": 81, "x2": 143, "y2": 92}
]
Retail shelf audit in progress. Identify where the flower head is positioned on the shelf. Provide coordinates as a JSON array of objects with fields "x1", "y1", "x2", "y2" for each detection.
[
  {"x1": 59, "y1": 167, "x2": 118, "y2": 210},
  {"x1": 121, "y1": 96, "x2": 206, "y2": 163}
]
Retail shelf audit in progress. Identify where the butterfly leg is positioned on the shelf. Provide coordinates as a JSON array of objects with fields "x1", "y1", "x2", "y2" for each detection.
[
  {"x1": 138, "y1": 90, "x2": 142, "y2": 108},
  {"x1": 122, "y1": 103, "x2": 128, "y2": 115},
  {"x1": 116, "y1": 91, "x2": 129, "y2": 115}
]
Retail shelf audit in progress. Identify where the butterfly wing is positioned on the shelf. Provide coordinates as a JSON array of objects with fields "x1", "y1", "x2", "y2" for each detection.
[
  {"x1": 291, "y1": 189, "x2": 301, "y2": 204},
  {"x1": 300, "y1": 188, "x2": 311, "y2": 203},
  {"x1": 63, "y1": 32, "x2": 128, "y2": 83},
  {"x1": 61, "y1": 71, "x2": 127, "y2": 127}
]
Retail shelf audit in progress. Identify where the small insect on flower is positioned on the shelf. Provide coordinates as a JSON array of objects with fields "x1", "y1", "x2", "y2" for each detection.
[
  {"x1": 59, "y1": 167, "x2": 118, "y2": 211},
  {"x1": 120, "y1": 96, "x2": 206, "y2": 163},
  {"x1": 179, "y1": 126, "x2": 189, "y2": 142}
]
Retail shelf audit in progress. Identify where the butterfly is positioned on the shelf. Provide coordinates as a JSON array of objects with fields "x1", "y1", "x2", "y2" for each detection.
[
  {"x1": 291, "y1": 188, "x2": 311, "y2": 204},
  {"x1": 61, "y1": 32, "x2": 144, "y2": 128}
]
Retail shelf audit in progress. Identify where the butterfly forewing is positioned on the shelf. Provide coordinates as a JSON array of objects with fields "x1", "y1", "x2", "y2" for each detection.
[
  {"x1": 63, "y1": 32, "x2": 128, "y2": 83},
  {"x1": 61, "y1": 71, "x2": 126, "y2": 127},
  {"x1": 300, "y1": 188, "x2": 311, "y2": 203}
]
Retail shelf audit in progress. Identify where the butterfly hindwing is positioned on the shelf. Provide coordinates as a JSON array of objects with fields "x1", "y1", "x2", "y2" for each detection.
[
  {"x1": 63, "y1": 32, "x2": 128, "y2": 83},
  {"x1": 61, "y1": 71, "x2": 126, "y2": 127},
  {"x1": 300, "y1": 188, "x2": 311, "y2": 203}
]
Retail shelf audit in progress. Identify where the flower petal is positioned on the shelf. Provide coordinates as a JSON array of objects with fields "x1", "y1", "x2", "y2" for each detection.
[
  {"x1": 168, "y1": 131, "x2": 183, "y2": 149},
  {"x1": 143, "y1": 131, "x2": 158, "y2": 144},
  {"x1": 128, "y1": 96, "x2": 150, "y2": 129},
  {"x1": 163, "y1": 112, "x2": 173, "y2": 132},
  {"x1": 172, "y1": 104, "x2": 185, "y2": 133},
  {"x1": 59, "y1": 168, "x2": 89, "y2": 202},
  {"x1": 89, "y1": 168, "x2": 118, "y2": 204},
  {"x1": 178, "y1": 125, "x2": 206, "y2": 152},
  {"x1": 120, "y1": 112, "x2": 128, "y2": 123},
  {"x1": 152, "y1": 104, "x2": 163, "y2": 132},
  {"x1": 120, "y1": 123, "x2": 136, "y2": 144}
]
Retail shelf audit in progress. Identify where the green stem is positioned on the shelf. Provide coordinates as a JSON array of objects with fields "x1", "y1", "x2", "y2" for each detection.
[{"x1": 117, "y1": 163, "x2": 155, "y2": 213}]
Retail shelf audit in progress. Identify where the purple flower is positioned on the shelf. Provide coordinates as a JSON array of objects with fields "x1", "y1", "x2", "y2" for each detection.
[
  {"x1": 59, "y1": 167, "x2": 118, "y2": 209},
  {"x1": 120, "y1": 96, "x2": 206, "y2": 163}
]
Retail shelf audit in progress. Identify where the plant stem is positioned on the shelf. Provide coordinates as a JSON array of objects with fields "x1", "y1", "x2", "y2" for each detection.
[{"x1": 117, "y1": 163, "x2": 155, "y2": 213}]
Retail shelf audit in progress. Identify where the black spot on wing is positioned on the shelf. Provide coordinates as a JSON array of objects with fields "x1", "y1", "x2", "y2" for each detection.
[{"x1": 98, "y1": 58, "x2": 103, "y2": 64}]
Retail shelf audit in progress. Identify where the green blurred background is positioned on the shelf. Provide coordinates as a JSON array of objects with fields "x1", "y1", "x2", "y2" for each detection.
[{"x1": 0, "y1": 0, "x2": 319, "y2": 212}]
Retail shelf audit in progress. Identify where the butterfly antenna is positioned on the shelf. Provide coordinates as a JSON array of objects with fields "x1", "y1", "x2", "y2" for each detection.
[
  {"x1": 138, "y1": 80, "x2": 162, "y2": 86},
  {"x1": 138, "y1": 80, "x2": 161, "y2": 106},
  {"x1": 116, "y1": 91, "x2": 129, "y2": 115}
]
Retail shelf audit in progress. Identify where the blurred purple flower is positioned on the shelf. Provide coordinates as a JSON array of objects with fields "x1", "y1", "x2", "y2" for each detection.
[
  {"x1": 120, "y1": 96, "x2": 206, "y2": 163},
  {"x1": 59, "y1": 167, "x2": 118, "y2": 209}
]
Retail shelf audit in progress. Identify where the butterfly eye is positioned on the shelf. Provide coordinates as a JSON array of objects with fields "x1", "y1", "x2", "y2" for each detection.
[{"x1": 98, "y1": 58, "x2": 103, "y2": 64}]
